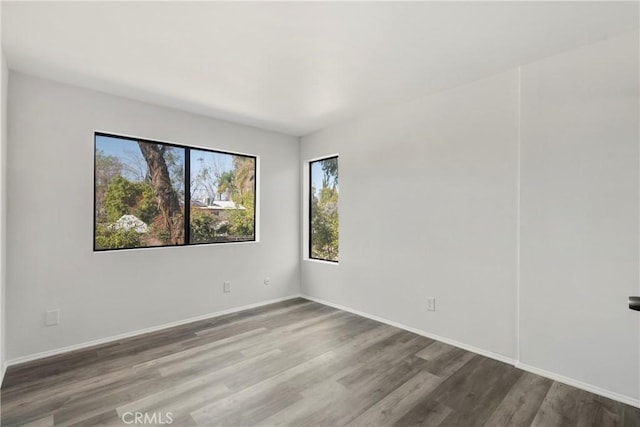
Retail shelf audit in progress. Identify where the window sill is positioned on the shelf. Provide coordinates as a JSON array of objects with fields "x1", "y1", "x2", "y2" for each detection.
[{"x1": 304, "y1": 258, "x2": 339, "y2": 266}]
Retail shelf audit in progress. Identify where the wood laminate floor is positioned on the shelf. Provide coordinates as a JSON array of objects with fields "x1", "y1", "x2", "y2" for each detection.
[{"x1": 1, "y1": 298, "x2": 639, "y2": 426}]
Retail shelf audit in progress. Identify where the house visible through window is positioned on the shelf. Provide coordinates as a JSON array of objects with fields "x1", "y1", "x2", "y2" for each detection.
[
  {"x1": 94, "y1": 133, "x2": 256, "y2": 251},
  {"x1": 309, "y1": 156, "x2": 339, "y2": 262}
]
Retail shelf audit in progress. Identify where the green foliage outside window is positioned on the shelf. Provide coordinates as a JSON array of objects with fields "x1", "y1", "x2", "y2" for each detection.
[
  {"x1": 95, "y1": 226, "x2": 143, "y2": 250},
  {"x1": 310, "y1": 157, "x2": 339, "y2": 262},
  {"x1": 189, "y1": 209, "x2": 218, "y2": 244},
  {"x1": 103, "y1": 176, "x2": 159, "y2": 224}
]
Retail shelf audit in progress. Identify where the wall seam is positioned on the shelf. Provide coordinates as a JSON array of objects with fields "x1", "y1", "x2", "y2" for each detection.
[
  {"x1": 297, "y1": 136, "x2": 303, "y2": 294},
  {"x1": 516, "y1": 66, "x2": 522, "y2": 364}
]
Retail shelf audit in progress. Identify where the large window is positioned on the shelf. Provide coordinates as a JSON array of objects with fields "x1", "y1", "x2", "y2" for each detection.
[
  {"x1": 309, "y1": 156, "x2": 339, "y2": 262},
  {"x1": 94, "y1": 133, "x2": 256, "y2": 251}
]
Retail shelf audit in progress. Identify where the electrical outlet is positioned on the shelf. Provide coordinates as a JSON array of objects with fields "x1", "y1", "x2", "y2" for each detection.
[
  {"x1": 426, "y1": 297, "x2": 436, "y2": 312},
  {"x1": 45, "y1": 309, "x2": 60, "y2": 326},
  {"x1": 223, "y1": 281, "x2": 231, "y2": 293},
  {"x1": 264, "y1": 278, "x2": 271, "y2": 286}
]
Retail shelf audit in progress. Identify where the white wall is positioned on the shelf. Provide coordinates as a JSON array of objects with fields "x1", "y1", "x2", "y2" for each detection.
[
  {"x1": 6, "y1": 72, "x2": 300, "y2": 360},
  {"x1": 0, "y1": 49, "x2": 8, "y2": 381},
  {"x1": 301, "y1": 69, "x2": 520, "y2": 360},
  {"x1": 519, "y1": 31, "x2": 640, "y2": 402},
  {"x1": 301, "y1": 31, "x2": 639, "y2": 404}
]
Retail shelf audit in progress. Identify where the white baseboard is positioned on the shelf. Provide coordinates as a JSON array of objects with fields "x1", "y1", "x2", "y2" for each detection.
[
  {"x1": 301, "y1": 294, "x2": 515, "y2": 365},
  {"x1": 302, "y1": 294, "x2": 640, "y2": 409},
  {"x1": 6, "y1": 294, "x2": 302, "y2": 367},
  {"x1": 515, "y1": 362, "x2": 640, "y2": 408}
]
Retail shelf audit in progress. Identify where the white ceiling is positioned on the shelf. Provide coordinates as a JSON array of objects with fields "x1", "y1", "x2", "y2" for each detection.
[{"x1": 2, "y1": 1, "x2": 638, "y2": 136}]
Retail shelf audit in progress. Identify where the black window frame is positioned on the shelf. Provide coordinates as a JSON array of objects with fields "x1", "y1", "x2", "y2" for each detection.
[
  {"x1": 93, "y1": 132, "x2": 257, "y2": 252},
  {"x1": 308, "y1": 155, "x2": 339, "y2": 263}
]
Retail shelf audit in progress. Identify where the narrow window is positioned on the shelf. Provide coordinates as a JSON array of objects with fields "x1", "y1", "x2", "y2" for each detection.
[
  {"x1": 94, "y1": 133, "x2": 256, "y2": 251},
  {"x1": 309, "y1": 156, "x2": 339, "y2": 262}
]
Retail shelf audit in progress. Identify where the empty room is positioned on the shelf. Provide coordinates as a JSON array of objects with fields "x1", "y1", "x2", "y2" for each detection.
[{"x1": 0, "y1": 1, "x2": 639, "y2": 426}]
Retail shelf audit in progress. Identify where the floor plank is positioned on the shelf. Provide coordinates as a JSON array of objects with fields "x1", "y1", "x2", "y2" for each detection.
[{"x1": 485, "y1": 371, "x2": 553, "y2": 426}]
